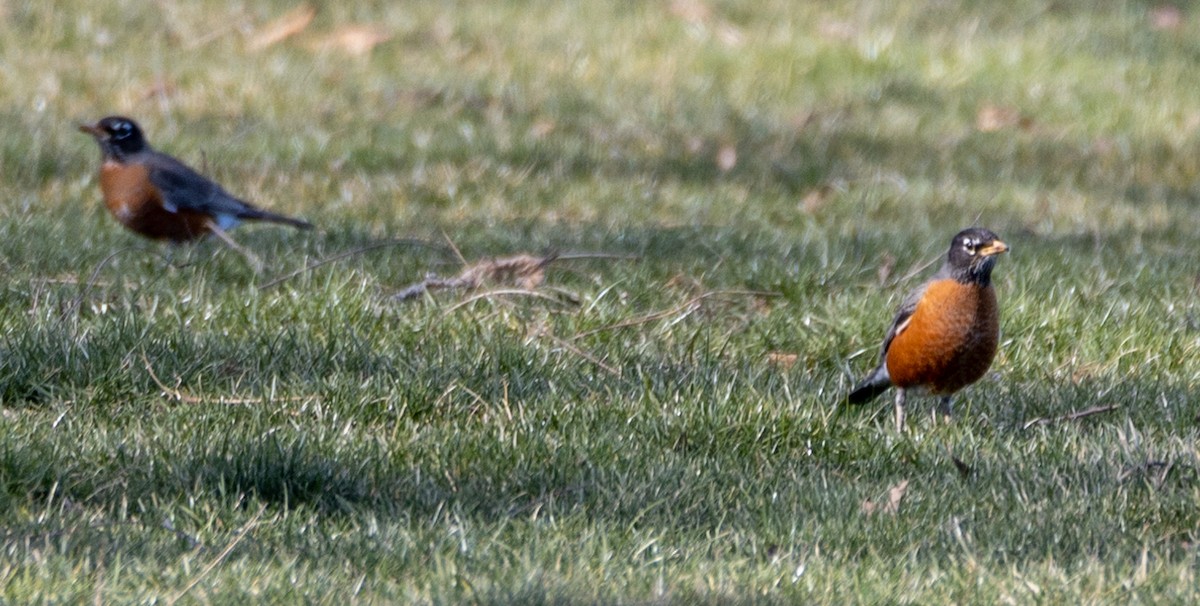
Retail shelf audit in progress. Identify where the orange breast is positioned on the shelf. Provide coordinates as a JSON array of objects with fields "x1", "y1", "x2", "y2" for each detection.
[
  {"x1": 885, "y1": 280, "x2": 999, "y2": 394},
  {"x1": 99, "y1": 161, "x2": 213, "y2": 242}
]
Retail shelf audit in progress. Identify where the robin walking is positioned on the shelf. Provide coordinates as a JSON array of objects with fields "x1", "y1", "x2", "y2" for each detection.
[
  {"x1": 848, "y1": 228, "x2": 1009, "y2": 431},
  {"x1": 78, "y1": 115, "x2": 312, "y2": 268}
]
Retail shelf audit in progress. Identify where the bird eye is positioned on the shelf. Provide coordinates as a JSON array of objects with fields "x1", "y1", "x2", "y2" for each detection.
[
  {"x1": 106, "y1": 121, "x2": 133, "y2": 140},
  {"x1": 962, "y1": 239, "x2": 977, "y2": 255}
]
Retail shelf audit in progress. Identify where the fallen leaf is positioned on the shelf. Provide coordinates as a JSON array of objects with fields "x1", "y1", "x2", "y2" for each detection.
[
  {"x1": 1069, "y1": 362, "x2": 1108, "y2": 384},
  {"x1": 714, "y1": 23, "x2": 745, "y2": 47},
  {"x1": 664, "y1": 273, "x2": 702, "y2": 291},
  {"x1": 1149, "y1": 5, "x2": 1183, "y2": 30},
  {"x1": 751, "y1": 294, "x2": 774, "y2": 315},
  {"x1": 818, "y1": 19, "x2": 858, "y2": 41},
  {"x1": 668, "y1": 0, "x2": 741, "y2": 46},
  {"x1": 800, "y1": 184, "x2": 834, "y2": 214},
  {"x1": 529, "y1": 119, "x2": 556, "y2": 140},
  {"x1": 315, "y1": 25, "x2": 392, "y2": 56},
  {"x1": 790, "y1": 110, "x2": 816, "y2": 130},
  {"x1": 884, "y1": 480, "x2": 908, "y2": 513},
  {"x1": 248, "y1": 3, "x2": 315, "y2": 51},
  {"x1": 716, "y1": 143, "x2": 737, "y2": 172},
  {"x1": 669, "y1": 0, "x2": 712, "y2": 24},
  {"x1": 137, "y1": 79, "x2": 177, "y2": 102},
  {"x1": 1090, "y1": 136, "x2": 1117, "y2": 157},
  {"x1": 766, "y1": 352, "x2": 798, "y2": 368},
  {"x1": 861, "y1": 479, "x2": 908, "y2": 516},
  {"x1": 976, "y1": 104, "x2": 1024, "y2": 132},
  {"x1": 1184, "y1": 112, "x2": 1200, "y2": 134}
]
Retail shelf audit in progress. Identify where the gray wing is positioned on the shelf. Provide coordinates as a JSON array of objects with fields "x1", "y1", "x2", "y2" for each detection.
[
  {"x1": 144, "y1": 152, "x2": 258, "y2": 217},
  {"x1": 876, "y1": 282, "x2": 927, "y2": 363}
]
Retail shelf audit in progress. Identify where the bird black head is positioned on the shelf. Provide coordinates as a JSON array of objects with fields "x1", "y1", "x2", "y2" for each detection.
[
  {"x1": 942, "y1": 227, "x2": 1009, "y2": 285},
  {"x1": 78, "y1": 116, "x2": 148, "y2": 159}
]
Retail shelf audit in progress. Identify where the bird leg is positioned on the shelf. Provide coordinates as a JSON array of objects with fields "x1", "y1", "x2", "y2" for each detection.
[
  {"x1": 894, "y1": 389, "x2": 907, "y2": 432},
  {"x1": 206, "y1": 221, "x2": 263, "y2": 273},
  {"x1": 936, "y1": 396, "x2": 954, "y2": 424}
]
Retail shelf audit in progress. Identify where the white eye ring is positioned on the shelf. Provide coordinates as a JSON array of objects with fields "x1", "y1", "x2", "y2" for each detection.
[{"x1": 963, "y1": 240, "x2": 977, "y2": 254}]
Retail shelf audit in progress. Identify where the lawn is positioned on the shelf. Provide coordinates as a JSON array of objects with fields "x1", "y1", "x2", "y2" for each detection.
[{"x1": 2, "y1": 0, "x2": 1200, "y2": 603}]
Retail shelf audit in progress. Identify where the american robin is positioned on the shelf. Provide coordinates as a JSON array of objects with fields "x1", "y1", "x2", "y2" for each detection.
[
  {"x1": 78, "y1": 115, "x2": 312, "y2": 268},
  {"x1": 847, "y1": 228, "x2": 1009, "y2": 431}
]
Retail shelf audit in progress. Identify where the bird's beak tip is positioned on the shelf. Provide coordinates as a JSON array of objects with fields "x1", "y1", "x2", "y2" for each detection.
[{"x1": 985, "y1": 240, "x2": 1010, "y2": 255}]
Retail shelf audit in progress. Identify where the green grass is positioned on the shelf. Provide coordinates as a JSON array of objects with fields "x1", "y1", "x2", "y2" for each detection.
[{"x1": 3, "y1": 0, "x2": 1200, "y2": 602}]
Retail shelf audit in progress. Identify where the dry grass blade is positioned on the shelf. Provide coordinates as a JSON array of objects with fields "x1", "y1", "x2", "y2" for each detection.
[
  {"x1": 884, "y1": 254, "x2": 939, "y2": 290},
  {"x1": 62, "y1": 246, "x2": 139, "y2": 322},
  {"x1": 442, "y1": 289, "x2": 570, "y2": 315},
  {"x1": 167, "y1": 505, "x2": 267, "y2": 605},
  {"x1": 535, "y1": 328, "x2": 621, "y2": 376},
  {"x1": 143, "y1": 351, "x2": 192, "y2": 403},
  {"x1": 1021, "y1": 404, "x2": 1119, "y2": 430},
  {"x1": 142, "y1": 352, "x2": 308, "y2": 405}
]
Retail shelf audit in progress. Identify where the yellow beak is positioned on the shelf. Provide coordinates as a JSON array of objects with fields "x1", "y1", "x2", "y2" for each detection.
[{"x1": 979, "y1": 240, "x2": 1009, "y2": 256}]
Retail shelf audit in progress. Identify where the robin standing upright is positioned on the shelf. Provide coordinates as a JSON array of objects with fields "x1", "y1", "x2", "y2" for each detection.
[
  {"x1": 78, "y1": 115, "x2": 312, "y2": 268},
  {"x1": 847, "y1": 227, "x2": 1009, "y2": 431}
]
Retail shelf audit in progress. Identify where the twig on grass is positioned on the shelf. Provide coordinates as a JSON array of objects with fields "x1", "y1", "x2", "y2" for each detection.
[
  {"x1": 394, "y1": 253, "x2": 554, "y2": 300},
  {"x1": 141, "y1": 352, "x2": 308, "y2": 405},
  {"x1": 1021, "y1": 403, "x2": 1119, "y2": 430},
  {"x1": 1117, "y1": 460, "x2": 1171, "y2": 484},
  {"x1": 142, "y1": 352, "x2": 192, "y2": 403},
  {"x1": 392, "y1": 251, "x2": 638, "y2": 301}
]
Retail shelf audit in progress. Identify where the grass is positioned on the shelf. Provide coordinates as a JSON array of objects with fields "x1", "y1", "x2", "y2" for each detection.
[{"x1": 2, "y1": 0, "x2": 1200, "y2": 602}]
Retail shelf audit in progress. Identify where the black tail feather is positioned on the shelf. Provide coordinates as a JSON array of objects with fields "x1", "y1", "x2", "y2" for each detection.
[
  {"x1": 847, "y1": 367, "x2": 891, "y2": 404},
  {"x1": 246, "y1": 208, "x2": 314, "y2": 230}
]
